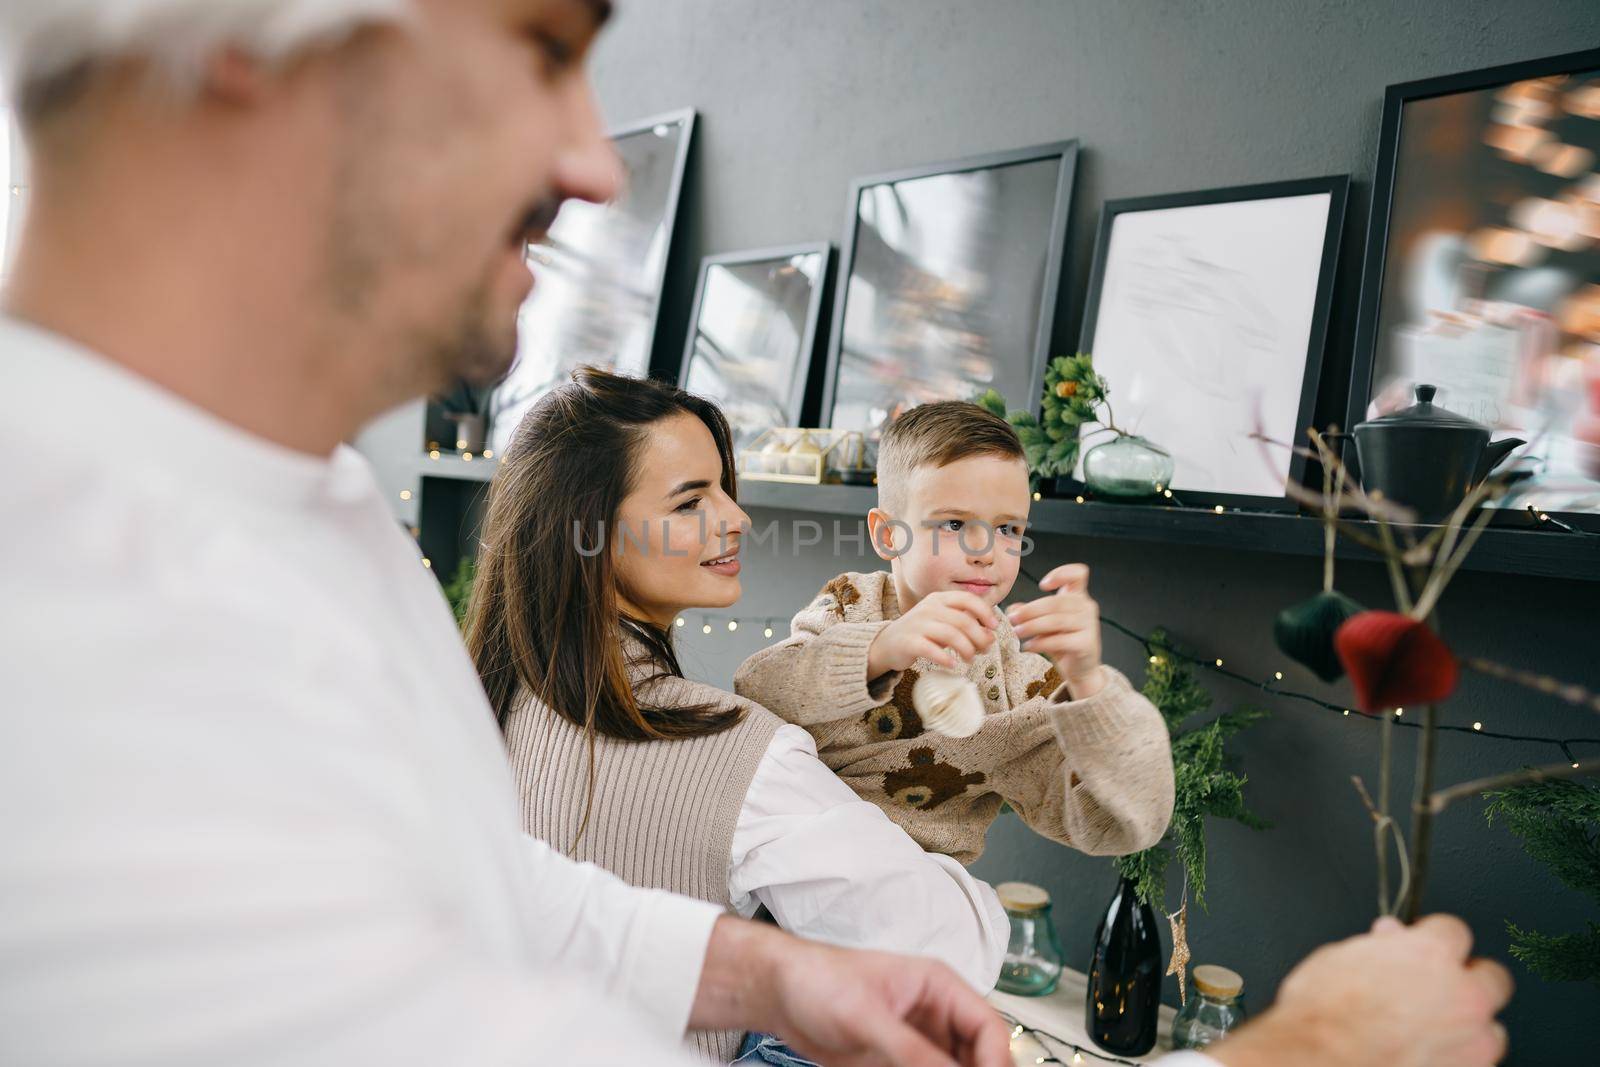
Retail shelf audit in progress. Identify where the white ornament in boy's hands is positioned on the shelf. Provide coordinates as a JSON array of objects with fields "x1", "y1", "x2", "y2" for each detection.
[{"x1": 912, "y1": 670, "x2": 985, "y2": 738}]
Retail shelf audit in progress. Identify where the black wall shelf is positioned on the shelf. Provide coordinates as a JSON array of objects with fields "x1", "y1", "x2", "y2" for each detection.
[
  {"x1": 415, "y1": 464, "x2": 1598, "y2": 581},
  {"x1": 734, "y1": 482, "x2": 1600, "y2": 583}
]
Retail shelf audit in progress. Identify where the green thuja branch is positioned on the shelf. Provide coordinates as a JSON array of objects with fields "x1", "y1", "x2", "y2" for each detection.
[
  {"x1": 443, "y1": 555, "x2": 478, "y2": 629},
  {"x1": 1484, "y1": 778, "x2": 1600, "y2": 986},
  {"x1": 1117, "y1": 631, "x2": 1270, "y2": 911}
]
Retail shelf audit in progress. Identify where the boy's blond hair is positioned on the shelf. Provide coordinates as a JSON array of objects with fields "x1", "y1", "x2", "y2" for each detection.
[{"x1": 876, "y1": 400, "x2": 1026, "y2": 514}]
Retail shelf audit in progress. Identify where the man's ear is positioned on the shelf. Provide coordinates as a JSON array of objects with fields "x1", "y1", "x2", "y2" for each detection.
[
  {"x1": 866, "y1": 508, "x2": 900, "y2": 562},
  {"x1": 203, "y1": 47, "x2": 269, "y2": 107}
]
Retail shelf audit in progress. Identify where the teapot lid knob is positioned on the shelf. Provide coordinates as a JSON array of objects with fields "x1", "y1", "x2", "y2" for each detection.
[{"x1": 1415, "y1": 384, "x2": 1437, "y2": 404}]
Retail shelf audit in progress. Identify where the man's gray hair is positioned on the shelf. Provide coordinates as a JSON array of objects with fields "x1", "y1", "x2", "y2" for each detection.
[{"x1": 0, "y1": 0, "x2": 410, "y2": 104}]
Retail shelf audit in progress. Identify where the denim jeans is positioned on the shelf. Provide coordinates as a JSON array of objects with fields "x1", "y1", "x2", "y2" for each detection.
[{"x1": 731, "y1": 1032, "x2": 820, "y2": 1066}]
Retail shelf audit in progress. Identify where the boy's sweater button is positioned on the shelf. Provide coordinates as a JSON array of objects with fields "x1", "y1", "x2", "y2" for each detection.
[
  {"x1": 984, "y1": 664, "x2": 997, "y2": 679},
  {"x1": 987, "y1": 685, "x2": 1001, "y2": 701}
]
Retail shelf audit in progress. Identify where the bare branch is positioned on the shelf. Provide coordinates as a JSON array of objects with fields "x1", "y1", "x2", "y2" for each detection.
[
  {"x1": 1427, "y1": 759, "x2": 1600, "y2": 815},
  {"x1": 1464, "y1": 658, "x2": 1600, "y2": 714}
]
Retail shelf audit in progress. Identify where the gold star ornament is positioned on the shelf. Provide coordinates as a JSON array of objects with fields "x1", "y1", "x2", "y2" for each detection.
[{"x1": 1165, "y1": 900, "x2": 1191, "y2": 1005}]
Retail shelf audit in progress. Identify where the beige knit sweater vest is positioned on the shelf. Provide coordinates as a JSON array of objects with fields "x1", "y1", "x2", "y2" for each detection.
[{"x1": 502, "y1": 640, "x2": 781, "y2": 1064}]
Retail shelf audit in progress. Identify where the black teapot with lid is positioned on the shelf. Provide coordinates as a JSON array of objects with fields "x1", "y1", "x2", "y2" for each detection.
[{"x1": 1329, "y1": 384, "x2": 1524, "y2": 524}]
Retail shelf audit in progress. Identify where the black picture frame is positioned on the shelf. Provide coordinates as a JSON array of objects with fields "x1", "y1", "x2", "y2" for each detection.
[
  {"x1": 1347, "y1": 47, "x2": 1600, "y2": 531},
  {"x1": 1076, "y1": 175, "x2": 1350, "y2": 511},
  {"x1": 678, "y1": 242, "x2": 834, "y2": 448},
  {"x1": 485, "y1": 108, "x2": 696, "y2": 452},
  {"x1": 819, "y1": 139, "x2": 1080, "y2": 442}
]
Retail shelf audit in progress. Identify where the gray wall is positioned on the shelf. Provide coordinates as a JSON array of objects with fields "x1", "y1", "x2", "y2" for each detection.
[{"x1": 587, "y1": 3, "x2": 1600, "y2": 1060}]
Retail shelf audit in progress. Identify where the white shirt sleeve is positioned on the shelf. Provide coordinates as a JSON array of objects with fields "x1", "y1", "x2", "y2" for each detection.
[
  {"x1": 516, "y1": 834, "x2": 722, "y2": 1037},
  {"x1": 729, "y1": 724, "x2": 1009, "y2": 992}
]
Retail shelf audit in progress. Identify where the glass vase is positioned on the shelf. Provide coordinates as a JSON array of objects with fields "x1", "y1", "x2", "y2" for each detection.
[
  {"x1": 994, "y1": 882, "x2": 1064, "y2": 996},
  {"x1": 1082, "y1": 435, "x2": 1174, "y2": 500},
  {"x1": 1172, "y1": 965, "x2": 1247, "y2": 1050}
]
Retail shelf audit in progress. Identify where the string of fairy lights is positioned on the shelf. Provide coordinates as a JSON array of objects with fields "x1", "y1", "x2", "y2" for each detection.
[
  {"x1": 999, "y1": 1013, "x2": 1144, "y2": 1067},
  {"x1": 670, "y1": 599, "x2": 1600, "y2": 768}
]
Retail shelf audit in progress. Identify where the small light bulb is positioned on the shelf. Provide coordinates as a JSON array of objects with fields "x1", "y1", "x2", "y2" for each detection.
[
  {"x1": 1541, "y1": 513, "x2": 1551, "y2": 522},
  {"x1": 1343, "y1": 709, "x2": 1350, "y2": 716},
  {"x1": 763, "y1": 627, "x2": 774, "y2": 639},
  {"x1": 1274, "y1": 671, "x2": 1284, "y2": 680},
  {"x1": 456, "y1": 439, "x2": 468, "y2": 450},
  {"x1": 1575, "y1": 762, "x2": 1582, "y2": 769},
  {"x1": 462, "y1": 452, "x2": 474, "y2": 461},
  {"x1": 1395, "y1": 707, "x2": 1403, "y2": 717},
  {"x1": 482, "y1": 449, "x2": 494, "y2": 459},
  {"x1": 1149, "y1": 655, "x2": 1159, "y2": 664},
  {"x1": 702, "y1": 624, "x2": 712, "y2": 635},
  {"x1": 429, "y1": 449, "x2": 441, "y2": 460},
  {"x1": 1472, "y1": 721, "x2": 1482, "y2": 731},
  {"x1": 727, "y1": 620, "x2": 738, "y2": 632},
  {"x1": 421, "y1": 557, "x2": 432, "y2": 569},
  {"x1": 1215, "y1": 658, "x2": 1224, "y2": 667},
  {"x1": 1163, "y1": 489, "x2": 1173, "y2": 498},
  {"x1": 1075, "y1": 495, "x2": 1085, "y2": 504},
  {"x1": 1214, "y1": 505, "x2": 1225, "y2": 514},
  {"x1": 674, "y1": 616, "x2": 685, "y2": 628},
  {"x1": 1011, "y1": 1025, "x2": 1024, "y2": 1038},
  {"x1": 1074, "y1": 1055, "x2": 1085, "y2": 1065},
  {"x1": 1032, "y1": 491, "x2": 1041, "y2": 501},
  {"x1": 399, "y1": 489, "x2": 412, "y2": 501}
]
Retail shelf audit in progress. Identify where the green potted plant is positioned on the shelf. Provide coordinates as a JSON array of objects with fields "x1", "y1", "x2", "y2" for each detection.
[{"x1": 976, "y1": 353, "x2": 1173, "y2": 499}]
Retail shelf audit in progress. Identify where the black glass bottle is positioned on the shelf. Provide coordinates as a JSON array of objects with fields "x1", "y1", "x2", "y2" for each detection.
[{"x1": 1085, "y1": 875, "x2": 1163, "y2": 1056}]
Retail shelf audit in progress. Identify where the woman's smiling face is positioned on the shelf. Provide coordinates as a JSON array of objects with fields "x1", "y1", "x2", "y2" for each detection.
[{"x1": 613, "y1": 412, "x2": 750, "y2": 628}]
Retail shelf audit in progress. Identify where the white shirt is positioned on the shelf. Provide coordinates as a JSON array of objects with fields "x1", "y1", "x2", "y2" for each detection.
[
  {"x1": 732, "y1": 724, "x2": 1009, "y2": 991},
  {"x1": 0, "y1": 319, "x2": 715, "y2": 1066}
]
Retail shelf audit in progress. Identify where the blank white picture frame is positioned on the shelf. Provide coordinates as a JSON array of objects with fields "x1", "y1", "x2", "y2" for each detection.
[{"x1": 1078, "y1": 177, "x2": 1349, "y2": 506}]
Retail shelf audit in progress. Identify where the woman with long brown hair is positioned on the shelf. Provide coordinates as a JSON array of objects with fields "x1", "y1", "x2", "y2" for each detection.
[{"x1": 465, "y1": 367, "x2": 1006, "y2": 1064}]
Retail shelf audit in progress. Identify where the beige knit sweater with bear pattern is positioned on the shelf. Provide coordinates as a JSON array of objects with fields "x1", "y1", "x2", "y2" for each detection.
[{"x1": 734, "y1": 570, "x2": 1175, "y2": 864}]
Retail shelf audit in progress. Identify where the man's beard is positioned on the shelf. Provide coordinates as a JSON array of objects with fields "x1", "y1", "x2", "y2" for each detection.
[{"x1": 431, "y1": 279, "x2": 519, "y2": 392}]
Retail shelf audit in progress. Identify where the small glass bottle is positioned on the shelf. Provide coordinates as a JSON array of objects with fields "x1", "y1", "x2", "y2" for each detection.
[
  {"x1": 994, "y1": 882, "x2": 1064, "y2": 996},
  {"x1": 1172, "y1": 964, "x2": 1247, "y2": 1050}
]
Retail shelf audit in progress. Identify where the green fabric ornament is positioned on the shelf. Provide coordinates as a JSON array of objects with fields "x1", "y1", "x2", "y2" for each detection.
[{"x1": 1273, "y1": 590, "x2": 1364, "y2": 683}]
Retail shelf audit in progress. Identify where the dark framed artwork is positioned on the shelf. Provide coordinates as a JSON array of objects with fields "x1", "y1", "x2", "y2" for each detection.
[
  {"x1": 1348, "y1": 48, "x2": 1600, "y2": 525},
  {"x1": 487, "y1": 109, "x2": 696, "y2": 453},
  {"x1": 820, "y1": 140, "x2": 1079, "y2": 446},
  {"x1": 1077, "y1": 176, "x2": 1349, "y2": 509},
  {"x1": 678, "y1": 243, "x2": 833, "y2": 450}
]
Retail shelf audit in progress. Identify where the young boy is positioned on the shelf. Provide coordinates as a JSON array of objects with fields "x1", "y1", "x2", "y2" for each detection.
[{"x1": 734, "y1": 401, "x2": 1175, "y2": 864}]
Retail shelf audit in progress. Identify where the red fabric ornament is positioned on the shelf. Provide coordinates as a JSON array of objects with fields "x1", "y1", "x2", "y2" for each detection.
[{"x1": 1335, "y1": 611, "x2": 1459, "y2": 712}]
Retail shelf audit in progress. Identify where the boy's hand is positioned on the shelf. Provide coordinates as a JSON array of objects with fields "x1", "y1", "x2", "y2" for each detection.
[
  {"x1": 1005, "y1": 564, "x2": 1107, "y2": 699},
  {"x1": 867, "y1": 591, "x2": 997, "y2": 678}
]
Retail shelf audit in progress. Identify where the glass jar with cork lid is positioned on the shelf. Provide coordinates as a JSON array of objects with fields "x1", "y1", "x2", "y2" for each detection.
[
  {"x1": 994, "y1": 881, "x2": 1064, "y2": 996},
  {"x1": 1172, "y1": 964, "x2": 1246, "y2": 1049}
]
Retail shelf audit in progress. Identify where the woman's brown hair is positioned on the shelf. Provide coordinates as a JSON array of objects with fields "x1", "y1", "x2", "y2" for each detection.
[{"x1": 464, "y1": 365, "x2": 744, "y2": 744}]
